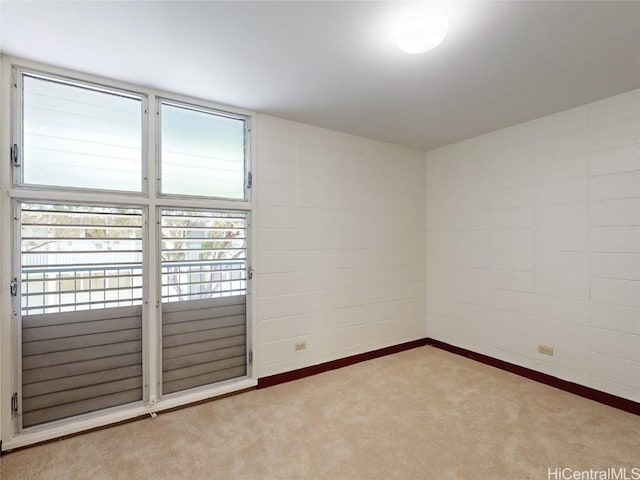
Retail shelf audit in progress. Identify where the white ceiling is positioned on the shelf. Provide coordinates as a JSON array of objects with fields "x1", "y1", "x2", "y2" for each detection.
[{"x1": 1, "y1": 1, "x2": 639, "y2": 151}]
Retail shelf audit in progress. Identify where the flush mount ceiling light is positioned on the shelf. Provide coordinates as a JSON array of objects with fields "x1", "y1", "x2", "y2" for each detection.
[{"x1": 395, "y1": 11, "x2": 449, "y2": 54}]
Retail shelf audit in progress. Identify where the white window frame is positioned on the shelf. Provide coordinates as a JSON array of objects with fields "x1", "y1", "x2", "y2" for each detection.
[
  {"x1": 13, "y1": 67, "x2": 150, "y2": 196},
  {"x1": 0, "y1": 56, "x2": 257, "y2": 450},
  {"x1": 157, "y1": 206, "x2": 251, "y2": 399},
  {"x1": 13, "y1": 199, "x2": 149, "y2": 430},
  {"x1": 157, "y1": 97, "x2": 251, "y2": 202}
]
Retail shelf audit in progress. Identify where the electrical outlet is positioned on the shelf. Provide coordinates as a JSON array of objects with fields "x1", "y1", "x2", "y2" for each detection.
[
  {"x1": 294, "y1": 341, "x2": 306, "y2": 351},
  {"x1": 538, "y1": 344, "x2": 554, "y2": 356}
]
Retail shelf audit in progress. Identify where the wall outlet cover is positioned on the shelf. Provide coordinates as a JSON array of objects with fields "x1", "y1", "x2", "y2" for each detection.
[{"x1": 538, "y1": 344, "x2": 554, "y2": 356}]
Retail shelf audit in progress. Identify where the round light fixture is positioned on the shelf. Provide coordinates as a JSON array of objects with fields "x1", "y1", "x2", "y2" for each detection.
[{"x1": 395, "y1": 11, "x2": 449, "y2": 54}]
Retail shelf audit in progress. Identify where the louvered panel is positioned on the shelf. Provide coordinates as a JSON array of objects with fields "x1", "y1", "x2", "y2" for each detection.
[
  {"x1": 23, "y1": 317, "x2": 141, "y2": 342},
  {"x1": 163, "y1": 366, "x2": 247, "y2": 396},
  {"x1": 163, "y1": 346, "x2": 246, "y2": 371},
  {"x1": 159, "y1": 101, "x2": 247, "y2": 200},
  {"x1": 23, "y1": 339, "x2": 142, "y2": 371},
  {"x1": 21, "y1": 305, "x2": 143, "y2": 428},
  {"x1": 23, "y1": 328, "x2": 141, "y2": 356},
  {"x1": 162, "y1": 294, "x2": 244, "y2": 313},
  {"x1": 20, "y1": 203, "x2": 144, "y2": 428},
  {"x1": 162, "y1": 335, "x2": 245, "y2": 360},
  {"x1": 162, "y1": 314, "x2": 244, "y2": 336},
  {"x1": 23, "y1": 353, "x2": 141, "y2": 385},
  {"x1": 22, "y1": 390, "x2": 142, "y2": 428},
  {"x1": 23, "y1": 377, "x2": 142, "y2": 412},
  {"x1": 161, "y1": 298, "x2": 247, "y2": 382},
  {"x1": 160, "y1": 209, "x2": 248, "y2": 396},
  {"x1": 23, "y1": 365, "x2": 142, "y2": 398},
  {"x1": 163, "y1": 324, "x2": 245, "y2": 349},
  {"x1": 22, "y1": 73, "x2": 143, "y2": 192}
]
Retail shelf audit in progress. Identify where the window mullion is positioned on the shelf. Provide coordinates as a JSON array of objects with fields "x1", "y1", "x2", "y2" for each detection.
[{"x1": 145, "y1": 93, "x2": 159, "y2": 405}]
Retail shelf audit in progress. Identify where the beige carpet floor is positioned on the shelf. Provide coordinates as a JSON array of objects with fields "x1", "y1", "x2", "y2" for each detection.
[{"x1": 1, "y1": 346, "x2": 639, "y2": 480}]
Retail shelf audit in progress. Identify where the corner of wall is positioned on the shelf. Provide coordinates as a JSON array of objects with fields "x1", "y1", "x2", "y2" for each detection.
[{"x1": 424, "y1": 150, "x2": 430, "y2": 338}]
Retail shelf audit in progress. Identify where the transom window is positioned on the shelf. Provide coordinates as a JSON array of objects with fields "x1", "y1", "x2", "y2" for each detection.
[
  {"x1": 21, "y1": 73, "x2": 144, "y2": 192},
  {"x1": 16, "y1": 69, "x2": 250, "y2": 202},
  {"x1": 159, "y1": 100, "x2": 248, "y2": 200}
]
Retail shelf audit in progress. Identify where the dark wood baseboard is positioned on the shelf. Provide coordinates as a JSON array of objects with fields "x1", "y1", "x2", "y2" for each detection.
[
  {"x1": 258, "y1": 337, "x2": 639, "y2": 416},
  {"x1": 257, "y1": 338, "x2": 429, "y2": 388},
  {"x1": 5, "y1": 337, "x2": 638, "y2": 453},
  {"x1": 425, "y1": 338, "x2": 640, "y2": 416}
]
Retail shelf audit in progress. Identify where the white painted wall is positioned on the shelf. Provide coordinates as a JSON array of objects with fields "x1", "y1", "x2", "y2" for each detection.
[
  {"x1": 255, "y1": 115, "x2": 426, "y2": 377},
  {"x1": 426, "y1": 89, "x2": 640, "y2": 402},
  {"x1": 0, "y1": 54, "x2": 4, "y2": 446}
]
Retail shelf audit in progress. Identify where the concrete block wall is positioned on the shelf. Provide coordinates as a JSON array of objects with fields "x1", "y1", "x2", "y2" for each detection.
[
  {"x1": 255, "y1": 115, "x2": 426, "y2": 378},
  {"x1": 426, "y1": 89, "x2": 640, "y2": 401}
]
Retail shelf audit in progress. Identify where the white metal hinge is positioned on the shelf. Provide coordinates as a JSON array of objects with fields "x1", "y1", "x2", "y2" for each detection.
[
  {"x1": 248, "y1": 348, "x2": 253, "y2": 366},
  {"x1": 246, "y1": 171, "x2": 252, "y2": 189},
  {"x1": 10, "y1": 144, "x2": 19, "y2": 167},
  {"x1": 11, "y1": 393, "x2": 18, "y2": 417}
]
